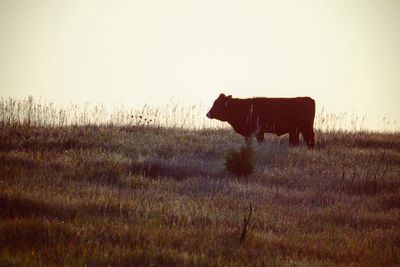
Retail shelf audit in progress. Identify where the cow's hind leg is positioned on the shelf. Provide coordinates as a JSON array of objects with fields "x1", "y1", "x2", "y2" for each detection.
[
  {"x1": 289, "y1": 128, "x2": 300, "y2": 146},
  {"x1": 301, "y1": 128, "x2": 315, "y2": 149}
]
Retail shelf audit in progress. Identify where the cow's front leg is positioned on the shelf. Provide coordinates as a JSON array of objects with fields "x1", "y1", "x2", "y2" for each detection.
[
  {"x1": 289, "y1": 128, "x2": 300, "y2": 146},
  {"x1": 244, "y1": 136, "x2": 251, "y2": 144},
  {"x1": 256, "y1": 132, "x2": 265, "y2": 143}
]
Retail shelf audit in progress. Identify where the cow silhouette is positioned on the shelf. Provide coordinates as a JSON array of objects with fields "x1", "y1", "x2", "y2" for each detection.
[{"x1": 206, "y1": 93, "x2": 315, "y2": 148}]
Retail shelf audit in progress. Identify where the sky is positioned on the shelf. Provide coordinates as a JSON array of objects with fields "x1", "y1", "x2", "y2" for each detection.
[{"x1": 0, "y1": 0, "x2": 399, "y2": 130}]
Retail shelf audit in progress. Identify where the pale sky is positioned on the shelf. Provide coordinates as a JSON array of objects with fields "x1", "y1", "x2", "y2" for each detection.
[{"x1": 0, "y1": 0, "x2": 399, "y2": 130}]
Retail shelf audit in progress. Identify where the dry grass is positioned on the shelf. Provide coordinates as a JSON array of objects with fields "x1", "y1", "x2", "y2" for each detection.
[{"x1": 0, "y1": 97, "x2": 399, "y2": 266}]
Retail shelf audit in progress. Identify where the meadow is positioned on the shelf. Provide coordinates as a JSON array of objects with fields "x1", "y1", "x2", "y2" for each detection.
[{"x1": 0, "y1": 97, "x2": 399, "y2": 266}]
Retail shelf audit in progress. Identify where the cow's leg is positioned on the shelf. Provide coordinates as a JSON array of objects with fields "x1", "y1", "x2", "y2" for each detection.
[
  {"x1": 301, "y1": 128, "x2": 315, "y2": 149},
  {"x1": 289, "y1": 128, "x2": 300, "y2": 146},
  {"x1": 310, "y1": 131, "x2": 315, "y2": 148},
  {"x1": 256, "y1": 132, "x2": 265, "y2": 143}
]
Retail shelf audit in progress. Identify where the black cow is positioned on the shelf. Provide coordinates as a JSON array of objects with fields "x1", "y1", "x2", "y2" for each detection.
[{"x1": 206, "y1": 93, "x2": 315, "y2": 148}]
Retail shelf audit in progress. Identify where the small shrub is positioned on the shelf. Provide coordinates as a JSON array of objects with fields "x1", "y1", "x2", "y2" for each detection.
[
  {"x1": 128, "y1": 176, "x2": 150, "y2": 189},
  {"x1": 225, "y1": 144, "x2": 254, "y2": 177}
]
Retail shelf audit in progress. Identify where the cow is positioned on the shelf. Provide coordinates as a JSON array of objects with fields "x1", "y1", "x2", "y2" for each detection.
[{"x1": 206, "y1": 93, "x2": 315, "y2": 148}]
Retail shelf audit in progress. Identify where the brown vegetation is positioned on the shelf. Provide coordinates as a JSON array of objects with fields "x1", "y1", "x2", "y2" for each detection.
[{"x1": 0, "y1": 97, "x2": 399, "y2": 266}]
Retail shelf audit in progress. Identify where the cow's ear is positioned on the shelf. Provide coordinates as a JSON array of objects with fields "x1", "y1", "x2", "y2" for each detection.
[{"x1": 219, "y1": 93, "x2": 226, "y2": 98}]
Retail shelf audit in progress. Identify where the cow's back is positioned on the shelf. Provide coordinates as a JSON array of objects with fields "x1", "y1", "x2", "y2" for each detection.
[{"x1": 251, "y1": 97, "x2": 313, "y2": 119}]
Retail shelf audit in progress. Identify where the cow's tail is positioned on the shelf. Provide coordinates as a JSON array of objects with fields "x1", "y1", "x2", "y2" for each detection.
[
  {"x1": 310, "y1": 98, "x2": 316, "y2": 125},
  {"x1": 309, "y1": 98, "x2": 316, "y2": 148}
]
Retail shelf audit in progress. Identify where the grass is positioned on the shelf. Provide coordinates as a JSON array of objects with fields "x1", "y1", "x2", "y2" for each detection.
[{"x1": 0, "y1": 97, "x2": 400, "y2": 266}]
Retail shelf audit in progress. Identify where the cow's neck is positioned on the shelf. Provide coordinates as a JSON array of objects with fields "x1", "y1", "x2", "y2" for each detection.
[{"x1": 226, "y1": 99, "x2": 253, "y2": 136}]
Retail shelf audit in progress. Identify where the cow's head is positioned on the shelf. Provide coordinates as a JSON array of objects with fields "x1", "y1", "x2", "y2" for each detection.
[{"x1": 206, "y1": 93, "x2": 232, "y2": 121}]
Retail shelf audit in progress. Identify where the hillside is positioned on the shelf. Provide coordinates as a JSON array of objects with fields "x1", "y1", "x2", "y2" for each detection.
[{"x1": 1, "y1": 123, "x2": 400, "y2": 266}]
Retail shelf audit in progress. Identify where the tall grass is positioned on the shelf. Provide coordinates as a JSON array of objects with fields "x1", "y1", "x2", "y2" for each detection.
[
  {"x1": 1, "y1": 96, "x2": 398, "y2": 132},
  {"x1": 0, "y1": 96, "x2": 223, "y2": 129}
]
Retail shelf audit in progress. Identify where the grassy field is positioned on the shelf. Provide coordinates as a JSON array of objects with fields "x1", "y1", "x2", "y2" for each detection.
[{"x1": 0, "y1": 98, "x2": 400, "y2": 266}]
